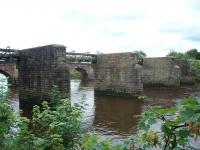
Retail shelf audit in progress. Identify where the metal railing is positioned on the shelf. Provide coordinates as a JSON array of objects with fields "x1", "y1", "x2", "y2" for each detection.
[
  {"x1": 66, "y1": 52, "x2": 97, "y2": 63},
  {"x1": 0, "y1": 48, "x2": 19, "y2": 60}
]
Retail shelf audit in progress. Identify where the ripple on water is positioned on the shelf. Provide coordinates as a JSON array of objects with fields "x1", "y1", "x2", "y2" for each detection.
[{"x1": 8, "y1": 79, "x2": 200, "y2": 143}]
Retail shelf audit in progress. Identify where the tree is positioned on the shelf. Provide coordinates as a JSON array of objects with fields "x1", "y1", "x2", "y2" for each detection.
[
  {"x1": 167, "y1": 49, "x2": 200, "y2": 60},
  {"x1": 186, "y1": 49, "x2": 200, "y2": 60},
  {"x1": 134, "y1": 50, "x2": 147, "y2": 59},
  {"x1": 167, "y1": 50, "x2": 185, "y2": 59}
]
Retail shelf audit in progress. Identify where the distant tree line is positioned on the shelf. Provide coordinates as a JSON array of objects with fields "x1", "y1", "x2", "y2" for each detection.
[{"x1": 167, "y1": 48, "x2": 200, "y2": 60}]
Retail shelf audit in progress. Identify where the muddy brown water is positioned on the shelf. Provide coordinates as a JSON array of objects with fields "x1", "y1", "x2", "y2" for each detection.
[{"x1": 9, "y1": 79, "x2": 200, "y2": 143}]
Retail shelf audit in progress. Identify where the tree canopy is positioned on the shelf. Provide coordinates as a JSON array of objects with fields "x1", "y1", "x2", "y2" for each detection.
[
  {"x1": 133, "y1": 50, "x2": 147, "y2": 59},
  {"x1": 167, "y1": 49, "x2": 200, "y2": 60}
]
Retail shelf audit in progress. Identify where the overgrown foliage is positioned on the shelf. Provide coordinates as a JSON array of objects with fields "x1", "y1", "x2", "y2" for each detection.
[
  {"x1": 167, "y1": 49, "x2": 200, "y2": 60},
  {"x1": 0, "y1": 99, "x2": 83, "y2": 150},
  {"x1": 0, "y1": 100, "x2": 16, "y2": 149},
  {"x1": 167, "y1": 50, "x2": 185, "y2": 59},
  {"x1": 0, "y1": 80, "x2": 83, "y2": 149},
  {"x1": 167, "y1": 49, "x2": 200, "y2": 81},
  {"x1": 82, "y1": 134, "x2": 124, "y2": 150},
  {"x1": 133, "y1": 97, "x2": 200, "y2": 149},
  {"x1": 133, "y1": 50, "x2": 147, "y2": 59}
]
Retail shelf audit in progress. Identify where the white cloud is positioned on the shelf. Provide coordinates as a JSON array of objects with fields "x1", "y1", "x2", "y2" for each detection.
[{"x1": 0, "y1": 0, "x2": 200, "y2": 56}]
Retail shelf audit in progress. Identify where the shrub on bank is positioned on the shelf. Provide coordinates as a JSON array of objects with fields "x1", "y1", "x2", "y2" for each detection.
[{"x1": 0, "y1": 99, "x2": 83, "y2": 150}]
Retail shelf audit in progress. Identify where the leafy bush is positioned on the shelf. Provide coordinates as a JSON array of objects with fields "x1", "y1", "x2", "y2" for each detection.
[
  {"x1": 81, "y1": 134, "x2": 134, "y2": 150},
  {"x1": 133, "y1": 50, "x2": 146, "y2": 60},
  {"x1": 167, "y1": 50, "x2": 186, "y2": 59},
  {"x1": 188, "y1": 59, "x2": 200, "y2": 81},
  {"x1": 0, "y1": 99, "x2": 83, "y2": 150},
  {"x1": 31, "y1": 100, "x2": 83, "y2": 149},
  {"x1": 167, "y1": 49, "x2": 200, "y2": 60},
  {"x1": 0, "y1": 100, "x2": 17, "y2": 149},
  {"x1": 0, "y1": 79, "x2": 83, "y2": 150},
  {"x1": 133, "y1": 97, "x2": 200, "y2": 149}
]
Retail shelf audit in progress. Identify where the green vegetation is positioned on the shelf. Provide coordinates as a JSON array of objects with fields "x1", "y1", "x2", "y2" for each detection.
[
  {"x1": 0, "y1": 88, "x2": 83, "y2": 149},
  {"x1": 133, "y1": 50, "x2": 146, "y2": 59},
  {"x1": 167, "y1": 49, "x2": 200, "y2": 60},
  {"x1": 138, "y1": 95, "x2": 148, "y2": 100},
  {"x1": 167, "y1": 50, "x2": 186, "y2": 59},
  {"x1": 167, "y1": 49, "x2": 200, "y2": 81},
  {"x1": 81, "y1": 134, "x2": 132, "y2": 150},
  {"x1": 134, "y1": 97, "x2": 200, "y2": 149},
  {"x1": 69, "y1": 68, "x2": 82, "y2": 79}
]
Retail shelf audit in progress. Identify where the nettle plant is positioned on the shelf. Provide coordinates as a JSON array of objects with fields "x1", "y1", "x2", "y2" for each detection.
[{"x1": 133, "y1": 97, "x2": 200, "y2": 150}]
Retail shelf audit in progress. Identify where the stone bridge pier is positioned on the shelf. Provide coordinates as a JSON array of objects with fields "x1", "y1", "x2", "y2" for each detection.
[
  {"x1": 95, "y1": 52, "x2": 143, "y2": 96},
  {"x1": 0, "y1": 62, "x2": 18, "y2": 84},
  {"x1": 19, "y1": 45, "x2": 70, "y2": 107}
]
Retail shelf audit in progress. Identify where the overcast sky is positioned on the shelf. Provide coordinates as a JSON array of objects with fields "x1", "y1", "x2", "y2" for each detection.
[{"x1": 0, "y1": 0, "x2": 200, "y2": 56}]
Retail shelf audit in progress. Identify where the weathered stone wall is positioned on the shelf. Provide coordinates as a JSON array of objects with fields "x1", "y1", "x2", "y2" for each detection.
[
  {"x1": 0, "y1": 62, "x2": 18, "y2": 84},
  {"x1": 175, "y1": 59, "x2": 195, "y2": 84},
  {"x1": 19, "y1": 45, "x2": 70, "y2": 107},
  {"x1": 95, "y1": 53, "x2": 143, "y2": 96},
  {"x1": 142, "y1": 57, "x2": 180, "y2": 87}
]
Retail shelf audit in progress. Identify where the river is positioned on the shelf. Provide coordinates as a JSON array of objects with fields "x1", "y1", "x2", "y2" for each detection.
[{"x1": 4, "y1": 77, "x2": 200, "y2": 143}]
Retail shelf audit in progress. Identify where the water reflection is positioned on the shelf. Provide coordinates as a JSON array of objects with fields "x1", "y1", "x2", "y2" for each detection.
[
  {"x1": 7, "y1": 79, "x2": 200, "y2": 141},
  {"x1": 143, "y1": 85, "x2": 200, "y2": 107},
  {"x1": 93, "y1": 96, "x2": 143, "y2": 136},
  {"x1": 70, "y1": 80, "x2": 95, "y2": 130},
  {"x1": 70, "y1": 79, "x2": 144, "y2": 140},
  {"x1": 9, "y1": 86, "x2": 19, "y2": 112}
]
